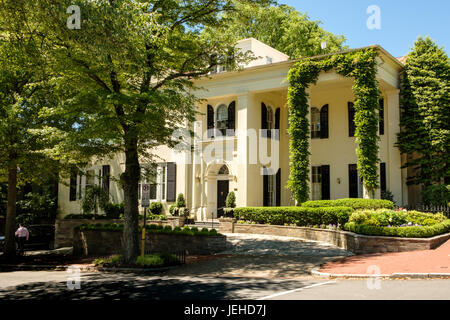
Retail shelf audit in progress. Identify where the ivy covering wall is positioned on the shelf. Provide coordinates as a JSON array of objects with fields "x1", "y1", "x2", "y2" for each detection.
[{"x1": 287, "y1": 48, "x2": 381, "y2": 204}]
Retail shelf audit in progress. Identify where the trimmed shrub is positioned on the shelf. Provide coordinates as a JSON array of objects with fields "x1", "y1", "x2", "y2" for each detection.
[
  {"x1": 176, "y1": 193, "x2": 186, "y2": 208},
  {"x1": 233, "y1": 206, "x2": 352, "y2": 227},
  {"x1": 149, "y1": 202, "x2": 163, "y2": 215},
  {"x1": 344, "y1": 220, "x2": 450, "y2": 238},
  {"x1": 79, "y1": 223, "x2": 223, "y2": 237},
  {"x1": 103, "y1": 203, "x2": 124, "y2": 219},
  {"x1": 349, "y1": 209, "x2": 447, "y2": 227},
  {"x1": 301, "y1": 198, "x2": 394, "y2": 210},
  {"x1": 225, "y1": 191, "x2": 236, "y2": 208}
]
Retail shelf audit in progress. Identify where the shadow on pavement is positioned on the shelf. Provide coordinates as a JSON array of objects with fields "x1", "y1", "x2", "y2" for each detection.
[{"x1": 0, "y1": 272, "x2": 315, "y2": 300}]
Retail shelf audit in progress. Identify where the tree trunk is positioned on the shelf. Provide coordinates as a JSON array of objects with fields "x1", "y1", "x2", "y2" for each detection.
[
  {"x1": 4, "y1": 166, "x2": 17, "y2": 258},
  {"x1": 121, "y1": 136, "x2": 140, "y2": 263}
]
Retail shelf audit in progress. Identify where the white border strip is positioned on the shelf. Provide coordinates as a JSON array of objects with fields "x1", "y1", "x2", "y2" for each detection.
[{"x1": 257, "y1": 281, "x2": 336, "y2": 300}]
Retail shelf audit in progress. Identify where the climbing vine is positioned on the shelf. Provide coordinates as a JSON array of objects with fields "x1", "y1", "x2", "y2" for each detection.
[{"x1": 287, "y1": 49, "x2": 380, "y2": 204}]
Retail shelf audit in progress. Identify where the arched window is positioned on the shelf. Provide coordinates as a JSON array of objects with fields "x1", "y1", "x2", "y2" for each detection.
[
  {"x1": 311, "y1": 107, "x2": 321, "y2": 139},
  {"x1": 216, "y1": 104, "x2": 228, "y2": 136},
  {"x1": 218, "y1": 165, "x2": 229, "y2": 175},
  {"x1": 267, "y1": 106, "x2": 274, "y2": 130}
]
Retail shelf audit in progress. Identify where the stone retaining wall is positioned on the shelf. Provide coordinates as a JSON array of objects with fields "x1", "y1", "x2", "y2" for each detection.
[
  {"x1": 219, "y1": 219, "x2": 450, "y2": 254},
  {"x1": 55, "y1": 217, "x2": 185, "y2": 249},
  {"x1": 73, "y1": 229, "x2": 226, "y2": 256}
]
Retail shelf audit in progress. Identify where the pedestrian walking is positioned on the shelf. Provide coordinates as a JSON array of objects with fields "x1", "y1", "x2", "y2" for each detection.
[{"x1": 15, "y1": 224, "x2": 29, "y2": 254}]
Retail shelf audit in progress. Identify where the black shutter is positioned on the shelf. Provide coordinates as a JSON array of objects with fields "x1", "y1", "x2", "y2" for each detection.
[
  {"x1": 320, "y1": 104, "x2": 329, "y2": 139},
  {"x1": 69, "y1": 170, "x2": 77, "y2": 201},
  {"x1": 321, "y1": 165, "x2": 330, "y2": 200},
  {"x1": 263, "y1": 167, "x2": 269, "y2": 206},
  {"x1": 380, "y1": 162, "x2": 386, "y2": 192},
  {"x1": 227, "y1": 101, "x2": 235, "y2": 136},
  {"x1": 379, "y1": 98, "x2": 385, "y2": 135},
  {"x1": 348, "y1": 164, "x2": 358, "y2": 198},
  {"x1": 207, "y1": 105, "x2": 214, "y2": 138},
  {"x1": 276, "y1": 168, "x2": 281, "y2": 206},
  {"x1": 274, "y1": 108, "x2": 280, "y2": 140},
  {"x1": 166, "y1": 162, "x2": 177, "y2": 202},
  {"x1": 261, "y1": 103, "x2": 267, "y2": 138},
  {"x1": 348, "y1": 102, "x2": 355, "y2": 137},
  {"x1": 102, "y1": 165, "x2": 110, "y2": 195}
]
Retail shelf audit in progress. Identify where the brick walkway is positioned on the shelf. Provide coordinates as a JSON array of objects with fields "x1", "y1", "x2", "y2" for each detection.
[{"x1": 320, "y1": 239, "x2": 450, "y2": 275}]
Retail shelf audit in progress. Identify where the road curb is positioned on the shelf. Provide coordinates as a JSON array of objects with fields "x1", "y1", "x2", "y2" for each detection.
[
  {"x1": 0, "y1": 264, "x2": 176, "y2": 273},
  {"x1": 311, "y1": 269, "x2": 450, "y2": 279}
]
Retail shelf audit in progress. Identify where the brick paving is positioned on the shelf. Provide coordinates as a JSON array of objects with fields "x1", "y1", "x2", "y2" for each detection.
[{"x1": 320, "y1": 239, "x2": 450, "y2": 275}]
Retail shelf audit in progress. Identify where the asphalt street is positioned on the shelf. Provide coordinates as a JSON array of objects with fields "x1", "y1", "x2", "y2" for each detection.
[{"x1": 0, "y1": 271, "x2": 449, "y2": 300}]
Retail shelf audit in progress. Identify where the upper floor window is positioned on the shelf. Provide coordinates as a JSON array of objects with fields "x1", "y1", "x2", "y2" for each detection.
[
  {"x1": 311, "y1": 107, "x2": 321, "y2": 139},
  {"x1": 310, "y1": 104, "x2": 329, "y2": 139},
  {"x1": 379, "y1": 98, "x2": 385, "y2": 135},
  {"x1": 207, "y1": 101, "x2": 235, "y2": 138},
  {"x1": 348, "y1": 102, "x2": 356, "y2": 137},
  {"x1": 216, "y1": 104, "x2": 228, "y2": 136},
  {"x1": 261, "y1": 102, "x2": 280, "y2": 139},
  {"x1": 267, "y1": 106, "x2": 274, "y2": 130}
]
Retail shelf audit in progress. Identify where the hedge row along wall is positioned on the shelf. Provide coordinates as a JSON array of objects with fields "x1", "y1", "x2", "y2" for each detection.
[
  {"x1": 301, "y1": 199, "x2": 394, "y2": 210},
  {"x1": 344, "y1": 220, "x2": 450, "y2": 238},
  {"x1": 288, "y1": 49, "x2": 380, "y2": 203},
  {"x1": 233, "y1": 206, "x2": 352, "y2": 227}
]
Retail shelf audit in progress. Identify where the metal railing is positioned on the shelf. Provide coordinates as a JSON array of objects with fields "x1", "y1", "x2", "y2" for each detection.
[
  {"x1": 395, "y1": 205, "x2": 450, "y2": 218},
  {"x1": 143, "y1": 248, "x2": 187, "y2": 265}
]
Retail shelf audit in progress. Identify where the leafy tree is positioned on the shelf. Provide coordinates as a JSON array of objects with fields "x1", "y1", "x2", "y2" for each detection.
[
  {"x1": 81, "y1": 185, "x2": 110, "y2": 217},
  {"x1": 34, "y1": 0, "x2": 270, "y2": 263},
  {"x1": 213, "y1": 3, "x2": 347, "y2": 58},
  {"x1": 397, "y1": 37, "x2": 450, "y2": 203},
  {"x1": 0, "y1": 0, "x2": 60, "y2": 258}
]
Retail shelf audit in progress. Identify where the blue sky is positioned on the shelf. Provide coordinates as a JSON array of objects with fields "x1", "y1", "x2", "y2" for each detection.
[{"x1": 281, "y1": 0, "x2": 449, "y2": 57}]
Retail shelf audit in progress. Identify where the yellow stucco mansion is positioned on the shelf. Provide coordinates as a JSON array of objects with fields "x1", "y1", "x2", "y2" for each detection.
[{"x1": 58, "y1": 38, "x2": 408, "y2": 221}]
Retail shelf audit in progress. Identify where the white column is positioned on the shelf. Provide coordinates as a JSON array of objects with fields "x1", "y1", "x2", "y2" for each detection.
[
  {"x1": 192, "y1": 120, "x2": 202, "y2": 219},
  {"x1": 236, "y1": 92, "x2": 249, "y2": 207}
]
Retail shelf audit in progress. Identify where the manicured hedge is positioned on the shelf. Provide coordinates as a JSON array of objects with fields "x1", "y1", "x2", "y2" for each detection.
[
  {"x1": 233, "y1": 206, "x2": 352, "y2": 226},
  {"x1": 301, "y1": 199, "x2": 394, "y2": 210},
  {"x1": 344, "y1": 220, "x2": 450, "y2": 238},
  {"x1": 77, "y1": 223, "x2": 221, "y2": 237},
  {"x1": 64, "y1": 214, "x2": 113, "y2": 220}
]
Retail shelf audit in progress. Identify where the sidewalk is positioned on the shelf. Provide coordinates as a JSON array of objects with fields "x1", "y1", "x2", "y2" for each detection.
[{"x1": 318, "y1": 239, "x2": 450, "y2": 276}]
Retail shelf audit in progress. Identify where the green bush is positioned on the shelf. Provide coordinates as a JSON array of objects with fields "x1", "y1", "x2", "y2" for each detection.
[
  {"x1": 142, "y1": 214, "x2": 167, "y2": 221},
  {"x1": 233, "y1": 206, "x2": 352, "y2": 227},
  {"x1": 169, "y1": 204, "x2": 176, "y2": 215},
  {"x1": 349, "y1": 209, "x2": 447, "y2": 227},
  {"x1": 344, "y1": 220, "x2": 450, "y2": 238},
  {"x1": 422, "y1": 184, "x2": 450, "y2": 206},
  {"x1": 149, "y1": 202, "x2": 163, "y2": 215},
  {"x1": 80, "y1": 223, "x2": 223, "y2": 237},
  {"x1": 225, "y1": 191, "x2": 236, "y2": 208},
  {"x1": 176, "y1": 193, "x2": 186, "y2": 208},
  {"x1": 103, "y1": 203, "x2": 124, "y2": 219},
  {"x1": 301, "y1": 198, "x2": 394, "y2": 210}
]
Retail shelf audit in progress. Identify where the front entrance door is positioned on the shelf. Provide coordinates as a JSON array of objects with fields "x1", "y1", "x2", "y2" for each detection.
[{"x1": 217, "y1": 180, "x2": 229, "y2": 218}]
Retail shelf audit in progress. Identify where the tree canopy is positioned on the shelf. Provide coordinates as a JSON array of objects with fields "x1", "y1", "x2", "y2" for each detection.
[
  {"x1": 211, "y1": 2, "x2": 347, "y2": 58},
  {"x1": 397, "y1": 37, "x2": 450, "y2": 193}
]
